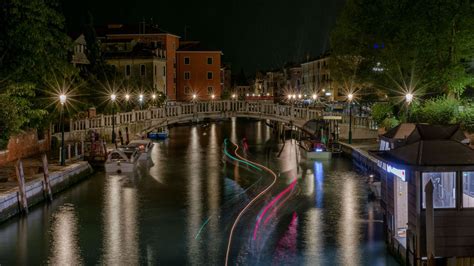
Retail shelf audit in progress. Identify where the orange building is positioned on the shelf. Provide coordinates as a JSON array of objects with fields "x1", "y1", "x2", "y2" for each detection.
[
  {"x1": 97, "y1": 23, "x2": 180, "y2": 100},
  {"x1": 176, "y1": 41, "x2": 223, "y2": 101}
]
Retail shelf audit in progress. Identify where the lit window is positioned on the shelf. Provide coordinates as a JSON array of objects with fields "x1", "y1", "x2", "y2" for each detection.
[
  {"x1": 207, "y1": 87, "x2": 213, "y2": 95},
  {"x1": 184, "y1": 72, "x2": 190, "y2": 80},
  {"x1": 207, "y1": 57, "x2": 213, "y2": 65},
  {"x1": 184, "y1": 57, "x2": 190, "y2": 65},
  {"x1": 140, "y1": 65, "x2": 146, "y2": 76},
  {"x1": 422, "y1": 172, "x2": 456, "y2": 209},
  {"x1": 463, "y1": 172, "x2": 474, "y2": 207},
  {"x1": 207, "y1": 72, "x2": 213, "y2": 80},
  {"x1": 125, "y1": 65, "x2": 131, "y2": 77}
]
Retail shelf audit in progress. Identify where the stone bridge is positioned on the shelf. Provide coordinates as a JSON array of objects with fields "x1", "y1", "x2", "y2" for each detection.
[{"x1": 61, "y1": 101, "x2": 378, "y2": 141}]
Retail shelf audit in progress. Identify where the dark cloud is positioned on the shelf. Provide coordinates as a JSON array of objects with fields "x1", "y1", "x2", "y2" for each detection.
[{"x1": 61, "y1": 0, "x2": 346, "y2": 74}]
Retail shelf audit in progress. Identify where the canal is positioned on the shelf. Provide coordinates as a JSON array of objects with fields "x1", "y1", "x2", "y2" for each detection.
[{"x1": 0, "y1": 118, "x2": 398, "y2": 265}]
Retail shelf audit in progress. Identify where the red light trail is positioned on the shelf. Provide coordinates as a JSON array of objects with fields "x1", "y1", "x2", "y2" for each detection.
[{"x1": 224, "y1": 140, "x2": 278, "y2": 266}]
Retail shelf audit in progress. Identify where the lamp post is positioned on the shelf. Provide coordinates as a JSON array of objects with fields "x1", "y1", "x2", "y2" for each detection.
[
  {"x1": 405, "y1": 93, "x2": 413, "y2": 122},
  {"x1": 139, "y1": 94, "x2": 144, "y2": 109},
  {"x1": 348, "y1": 93, "x2": 353, "y2": 144},
  {"x1": 59, "y1": 94, "x2": 67, "y2": 166},
  {"x1": 111, "y1": 94, "x2": 116, "y2": 146}
]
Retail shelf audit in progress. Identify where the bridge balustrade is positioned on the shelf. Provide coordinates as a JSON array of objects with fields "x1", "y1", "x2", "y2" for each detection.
[{"x1": 62, "y1": 101, "x2": 376, "y2": 135}]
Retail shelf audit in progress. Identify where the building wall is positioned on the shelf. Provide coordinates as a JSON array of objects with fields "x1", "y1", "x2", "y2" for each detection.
[
  {"x1": 301, "y1": 57, "x2": 342, "y2": 101},
  {"x1": 0, "y1": 130, "x2": 50, "y2": 166},
  {"x1": 164, "y1": 35, "x2": 179, "y2": 100},
  {"x1": 176, "y1": 51, "x2": 222, "y2": 101},
  {"x1": 106, "y1": 58, "x2": 167, "y2": 93},
  {"x1": 103, "y1": 33, "x2": 179, "y2": 100}
]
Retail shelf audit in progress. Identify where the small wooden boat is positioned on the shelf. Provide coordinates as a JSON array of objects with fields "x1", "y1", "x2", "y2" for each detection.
[
  {"x1": 128, "y1": 139, "x2": 154, "y2": 161},
  {"x1": 105, "y1": 147, "x2": 140, "y2": 173},
  {"x1": 148, "y1": 127, "x2": 169, "y2": 140}
]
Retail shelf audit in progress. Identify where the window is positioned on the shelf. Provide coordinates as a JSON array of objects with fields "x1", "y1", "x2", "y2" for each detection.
[
  {"x1": 125, "y1": 65, "x2": 131, "y2": 77},
  {"x1": 207, "y1": 72, "x2": 213, "y2": 80},
  {"x1": 207, "y1": 86, "x2": 213, "y2": 95},
  {"x1": 463, "y1": 172, "x2": 474, "y2": 207},
  {"x1": 207, "y1": 57, "x2": 213, "y2": 65},
  {"x1": 184, "y1": 57, "x2": 190, "y2": 65},
  {"x1": 184, "y1": 72, "x2": 190, "y2": 80},
  {"x1": 184, "y1": 87, "x2": 190, "y2": 94},
  {"x1": 163, "y1": 66, "x2": 166, "y2": 76},
  {"x1": 140, "y1": 64, "x2": 146, "y2": 76},
  {"x1": 422, "y1": 172, "x2": 456, "y2": 209}
]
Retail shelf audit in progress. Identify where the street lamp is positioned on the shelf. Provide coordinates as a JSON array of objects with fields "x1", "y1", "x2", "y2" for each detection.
[
  {"x1": 232, "y1": 94, "x2": 236, "y2": 100},
  {"x1": 192, "y1": 94, "x2": 197, "y2": 101},
  {"x1": 405, "y1": 93, "x2": 413, "y2": 121},
  {"x1": 59, "y1": 94, "x2": 67, "y2": 166},
  {"x1": 312, "y1": 94, "x2": 317, "y2": 100},
  {"x1": 139, "y1": 94, "x2": 144, "y2": 109},
  {"x1": 110, "y1": 94, "x2": 116, "y2": 146},
  {"x1": 211, "y1": 94, "x2": 215, "y2": 100},
  {"x1": 347, "y1": 93, "x2": 354, "y2": 144},
  {"x1": 152, "y1": 94, "x2": 156, "y2": 100}
]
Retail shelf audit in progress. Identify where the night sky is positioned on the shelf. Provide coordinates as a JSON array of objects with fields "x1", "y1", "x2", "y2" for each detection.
[{"x1": 61, "y1": 0, "x2": 346, "y2": 74}]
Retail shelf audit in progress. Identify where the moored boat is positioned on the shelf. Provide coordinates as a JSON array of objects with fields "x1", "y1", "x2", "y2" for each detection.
[
  {"x1": 105, "y1": 147, "x2": 140, "y2": 173},
  {"x1": 149, "y1": 127, "x2": 169, "y2": 140},
  {"x1": 128, "y1": 139, "x2": 154, "y2": 160}
]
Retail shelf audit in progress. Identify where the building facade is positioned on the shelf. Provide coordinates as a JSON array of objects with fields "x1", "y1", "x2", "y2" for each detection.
[
  {"x1": 104, "y1": 43, "x2": 167, "y2": 94},
  {"x1": 176, "y1": 42, "x2": 223, "y2": 101},
  {"x1": 97, "y1": 23, "x2": 180, "y2": 100},
  {"x1": 301, "y1": 55, "x2": 336, "y2": 101}
]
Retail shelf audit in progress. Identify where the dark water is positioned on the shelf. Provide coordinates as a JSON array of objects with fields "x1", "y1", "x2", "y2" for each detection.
[{"x1": 0, "y1": 119, "x2": 398, "y2": 265}]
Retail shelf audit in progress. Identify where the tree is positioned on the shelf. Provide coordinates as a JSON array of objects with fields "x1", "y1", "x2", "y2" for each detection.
[
  {"x1": 0, "y1": 0, "x2": 74, "y2": 145},
  {"x1": 331, "y1": 0, "x2": 474, "y2": 99}
]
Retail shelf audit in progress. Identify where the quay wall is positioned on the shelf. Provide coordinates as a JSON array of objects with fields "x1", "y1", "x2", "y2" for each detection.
[{"x1": 0, "y1": 161, "x2": 93, "y2": 223}]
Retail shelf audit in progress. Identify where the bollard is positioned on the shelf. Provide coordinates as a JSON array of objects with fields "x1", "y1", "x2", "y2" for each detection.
[
  {"x1": 58, "y1": 147, "x2": 62, "y2": 164},
  {"x1": 15, "y1": 159, "x2": 28, "y2": 214},
  {"x1": 41, "y1": 154, "x2": 53, "y2": 201},
  {"x1": 74, "y1": 142, "x2": 78, "y2": 157}
]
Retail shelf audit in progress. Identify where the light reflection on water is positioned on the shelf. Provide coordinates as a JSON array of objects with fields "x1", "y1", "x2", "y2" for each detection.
[
  {"x1": 48, "y1": 204, "x2": 82, "y2": 265},
  {"x1": 102, "y1": 174, "x2": 139, "y2": 265},
  {"x1": 0, "y1": 119, "x2": 398, "y2": 265}
]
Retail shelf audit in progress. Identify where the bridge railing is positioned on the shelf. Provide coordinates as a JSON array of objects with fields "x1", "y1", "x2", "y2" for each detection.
[{"x1": 67, "y1": 101, "x2": 377, "y2": 134}]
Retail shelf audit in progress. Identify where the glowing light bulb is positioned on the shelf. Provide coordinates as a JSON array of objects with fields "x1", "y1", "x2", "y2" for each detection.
[{"x1": 59, "y1": 94, "x2": 67, "y2": 105}]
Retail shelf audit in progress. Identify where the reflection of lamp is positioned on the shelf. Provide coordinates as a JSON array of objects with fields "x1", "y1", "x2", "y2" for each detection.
[{"x1": 59, "y1": 94, "x2": 67, "y2": 166}]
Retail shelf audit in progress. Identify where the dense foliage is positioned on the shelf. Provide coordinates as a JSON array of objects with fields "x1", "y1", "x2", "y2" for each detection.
[
  {"x1": 0, "y1": 0, "x2": 74, "y2": 148},
  {"x1": 331, "y1": 0, "x2": 474, "y2": 97}
]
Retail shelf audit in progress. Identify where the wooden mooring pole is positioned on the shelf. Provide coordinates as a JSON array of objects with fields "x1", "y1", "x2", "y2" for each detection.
[
  {"x1": 41, "y1": 153, "x2": 53, "y2": 202},
  {"x1": 15, "y1": 159, "x2": 28, "y2": 214}
]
